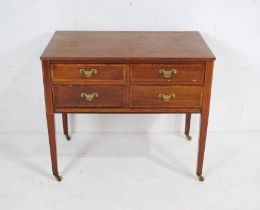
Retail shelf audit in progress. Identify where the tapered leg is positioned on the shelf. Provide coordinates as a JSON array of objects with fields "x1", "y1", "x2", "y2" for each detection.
[
  {"x1": 62, "y1": 113, "x2": 70, "y2": 141},
  {"x1": 46, "y1": 113, "x2": 62, "y2": 181},
  {"x1": 185, "y1": 113, "x2": 192, "y2": 141},
  {"x1": 196, "y1": 110, "x2": 210, "y2": 182},
  {"x1": 196, "y1": 60, "x2": 214, "y2": 181}
]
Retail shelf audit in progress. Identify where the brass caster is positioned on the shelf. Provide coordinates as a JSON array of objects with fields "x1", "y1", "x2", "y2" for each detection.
[
  {"x1": 185, "y1": 134, "x2": 192, "y2": 141},
  {"x1": 54, "y1": 174, "x2": 62, "y2": 182},
  {"x1": 65, "y1": 134, "x2": 71, "y2": 141},
  {"x1": 197, "y1": 175, "x2": 204, "y2": 182}
]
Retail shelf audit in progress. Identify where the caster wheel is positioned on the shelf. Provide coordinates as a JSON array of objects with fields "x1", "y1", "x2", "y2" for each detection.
[
  {"x1": 65, "y1": 134, "x2": 71, "y2": 141},
  {"x1": 54, "y1": 174, "x2": 62, "y2": 182},
  {"x1": 197, "y1": 175, "x2": 204, "y2": 182},
  {"x1": 185, "y1": 134, "x2": 192, "y2": 141}
]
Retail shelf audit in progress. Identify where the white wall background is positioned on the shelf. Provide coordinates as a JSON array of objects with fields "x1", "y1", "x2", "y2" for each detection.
[{"x1": 0, "y1": 0, "x2": 260, "y2": 133}]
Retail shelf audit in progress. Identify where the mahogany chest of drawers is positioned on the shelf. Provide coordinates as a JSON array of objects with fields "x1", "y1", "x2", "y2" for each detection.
[{"x1": 41, "y1": 31, "x2": 215, "y2": 182}]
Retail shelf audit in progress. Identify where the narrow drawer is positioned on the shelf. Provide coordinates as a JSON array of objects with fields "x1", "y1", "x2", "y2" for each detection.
[
  {"x1": 131, "y1": 86, "x2": 203, "y2": 108},
  {"x1": 130, "y1": 64, "x2": 204, "y2": 84},
  {"x1": 53, "y1": 85, "x2": 126, "y2": 108},
  {"x1": 51, "y1": 64, "x2": 126, "y2": 83}
]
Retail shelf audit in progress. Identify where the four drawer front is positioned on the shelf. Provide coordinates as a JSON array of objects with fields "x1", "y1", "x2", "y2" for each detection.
[
  {"x1": 53, "y1": 85, "x2": 126, "y2": 108},
  {"x1": 51, "y1": 63, "x2": 205, "y2": 109},
  {"x1": 130, "y1": 64, "x2": 204, "y2": 84},
  {"x1": 51, "y1": 64, "x2": 126, "y2": 83},
  {"x1": 131, "y1": 86, "x2": 203, "y2": 108}
]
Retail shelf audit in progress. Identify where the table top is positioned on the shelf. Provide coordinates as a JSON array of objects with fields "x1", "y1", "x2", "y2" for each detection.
[{"x1": 41, "y1": 31, "x2": 215, "y2": 62}]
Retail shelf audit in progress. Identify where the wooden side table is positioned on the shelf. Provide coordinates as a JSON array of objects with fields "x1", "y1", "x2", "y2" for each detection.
[{"x1": 41, "y1": 31, "x2": 215, "y2": 182}]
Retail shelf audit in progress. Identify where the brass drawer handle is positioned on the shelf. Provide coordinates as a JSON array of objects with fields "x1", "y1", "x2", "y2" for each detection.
[
  {"x1": 81, "y1": 92, "x2": 98, "y2": 101},
  {"x1": 158, "y1": 93, "x2": 176, "y2": 101},
  {"x1": 159, "y1": 69, "x2": 177, "y2": 78},
  {"x1": 80, "y1": 68, "x2": 98, "y2": 77}
]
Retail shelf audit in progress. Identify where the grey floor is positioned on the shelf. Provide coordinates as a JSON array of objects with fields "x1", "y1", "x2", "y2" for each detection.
[{"x1": 0, "y1": 132, "x2": 259, "y2": 210}]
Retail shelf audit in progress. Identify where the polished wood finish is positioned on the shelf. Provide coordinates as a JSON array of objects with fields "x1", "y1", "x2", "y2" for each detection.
[
  {"x1": 46, "y1": 113, "x2": 58, "y2": 176},
  {"x1": 130, "y1": 86, "x2": 203, "y2": 108},
  {"x1": 53, "y1": 85, "x2": 126, "y2": 108},
  {"x1": 185, "y1": 113, "x2": 191, "y2": 136},
  {"x1": 62, "y1": 113, "x2": 68, "y2": 136},
  {"x1": 130, "y1": 64, "x2": 204, "y2": 85},
  {"x1": 54, "y1": 107, "x2": 201, "y2": 113},
  {"x1": 42, "y1": 60, "x2": 59, "y2": 178},
  {"x1": 196, "y1": 60, "x2": 214, "y2": 177},
  {"x1": 51, "y1": 64, "x2": 126, "y2": 84},
  {"x1": 41, "y1": 31, "x2": 215, "y2": 62},
  {"x1": 41, "y1": 31, "x2": 215, "y2": 181}
]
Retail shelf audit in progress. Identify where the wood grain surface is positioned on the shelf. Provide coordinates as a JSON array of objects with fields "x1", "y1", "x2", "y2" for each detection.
[
  {"x1": 130, "y1": 86, "x2": 203, "y2": 108},
  {"x1": 51, "y1": 64, "x2": 126, "y2": 83},
  {"x1": 41, "y1": 31, "x2": 215, "y2": 62},
  {"x1": 53, "y1": 85, "x2": 126, "y2": 108}
]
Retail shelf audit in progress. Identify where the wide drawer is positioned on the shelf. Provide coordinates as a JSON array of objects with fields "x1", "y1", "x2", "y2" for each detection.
[
  {"x1": 131, "y1": 86, "x2": 203, "y2": 108},
  {"x1": 130, "y1": 64, "x2": 204, "y2": 84},
  {"x1": 53, "y1": 85, "x2": 126, "y2": 108},
  {"x1": 51, "y1": 64, "x2": 126, "y2": 83}
]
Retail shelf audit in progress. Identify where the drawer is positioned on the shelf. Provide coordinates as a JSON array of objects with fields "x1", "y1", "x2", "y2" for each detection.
[
  {"x1": 51, "y1": 64, "x2": 126, "y2": 83},
  {"x1": 131, "y1": 86, "x2": 203, "y2": 108},
  {"x1": 53, "y1": 85, "x2": 126, "y2": 108},
  {"x1": 130, "y1": 64, "x2": 204, "y2": 84}
]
